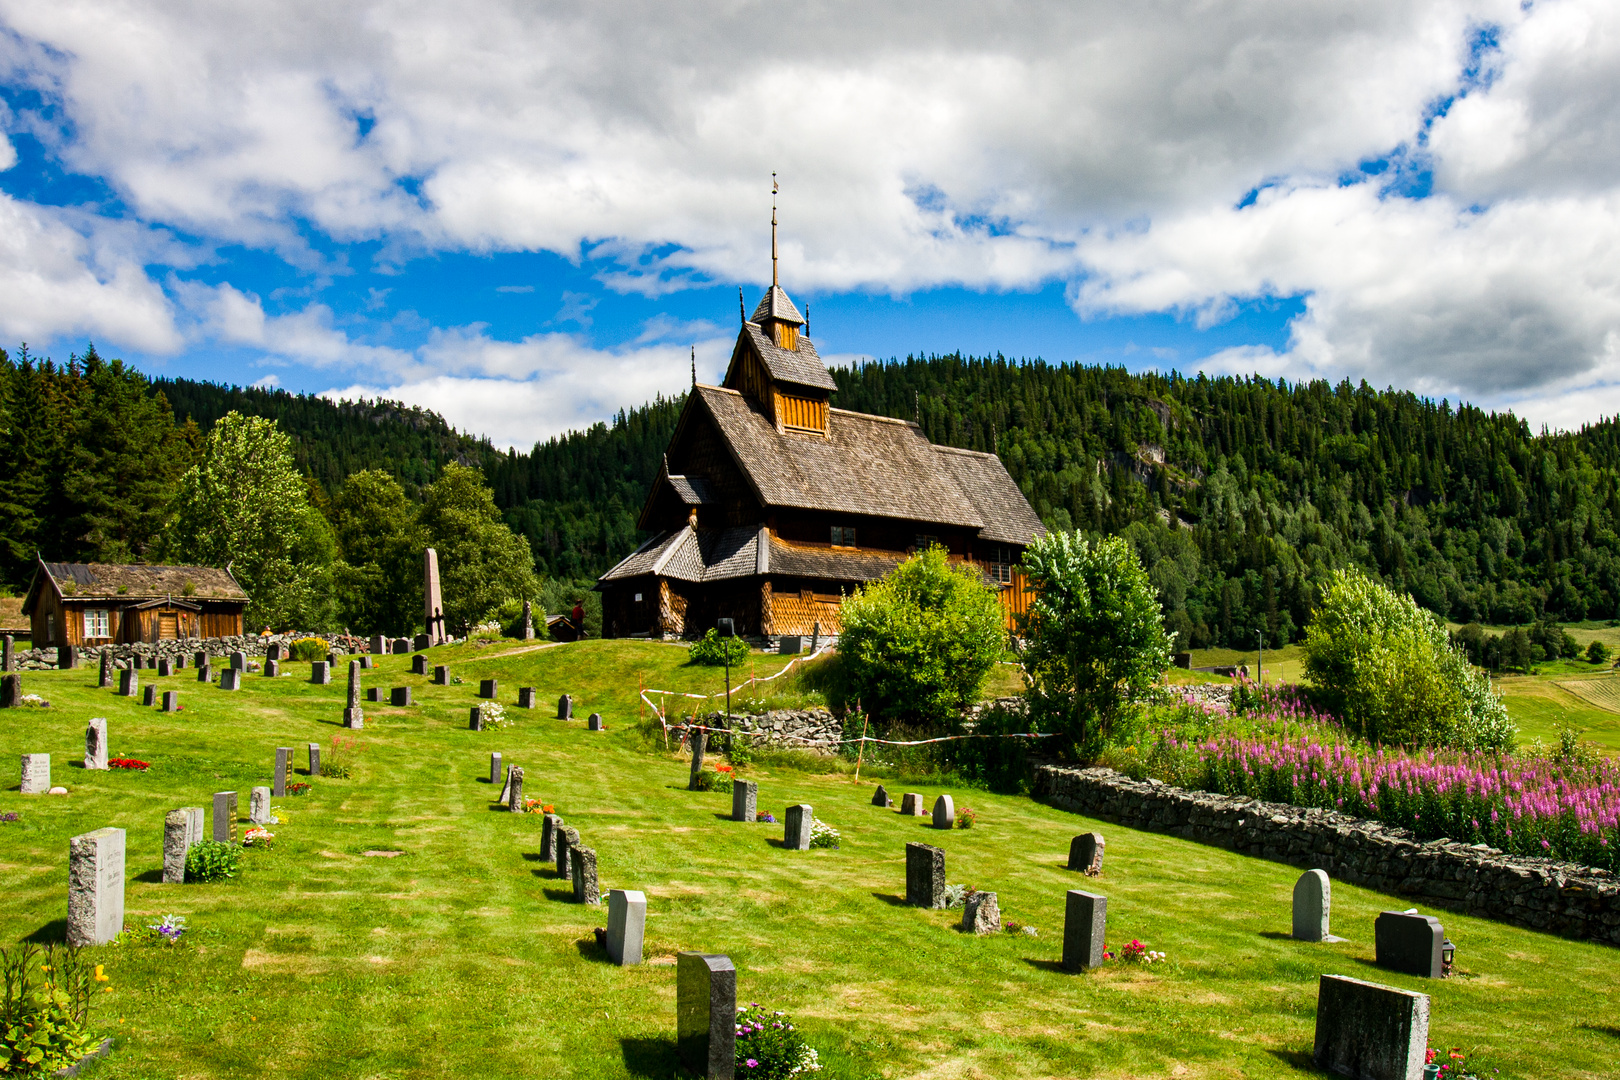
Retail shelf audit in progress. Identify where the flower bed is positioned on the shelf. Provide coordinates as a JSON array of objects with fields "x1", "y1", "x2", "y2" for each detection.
[{"x1": 108, "y1": 758, "x2": 149, "y2": 770}]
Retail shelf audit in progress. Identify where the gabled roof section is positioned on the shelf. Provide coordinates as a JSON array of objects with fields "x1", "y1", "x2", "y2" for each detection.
[
  {"x1": 931, "y1": 446, "x2": 1048, "y2": 546},
  {"x1": 751, "y1": 285, "x2": 804, "y2": 326},
  {"x1": 693, "y1": 386, "x2": 984, "y2": 529},
  {"x1": 23, "y1": 560, "x2": 248, "y2": 614},
  {"x1": 666, "y1": 474, "x2": 716, "y2": 505},
  {"x1": 741, "y1": 323, "x2": 838, "y2": 392},
  {"x1": 600, "y1": 524, "x2": 769, "y2": 584}
]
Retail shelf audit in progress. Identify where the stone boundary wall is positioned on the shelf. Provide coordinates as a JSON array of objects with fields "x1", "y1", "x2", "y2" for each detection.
[
  {"x1": 1033, "y1": 764, "x2": 1620, "y2": 947},
  {"x1": 703, "y1": 708, "x2": 843, "y2": 753},
  {"x1": 7, "y1": 633, "x2": 369, "y2": 671}
]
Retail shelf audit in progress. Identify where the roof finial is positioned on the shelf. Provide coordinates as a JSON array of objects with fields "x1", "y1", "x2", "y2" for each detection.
[
  {"x1": 771, "y1": 173, "x2": 779, "y2": 288},
  {"x1": 690, "y1": 345, "x2": 696, "y2": 387},
  {"x1": 739, "y1": 287, "x2": 746, "y2": 325}
]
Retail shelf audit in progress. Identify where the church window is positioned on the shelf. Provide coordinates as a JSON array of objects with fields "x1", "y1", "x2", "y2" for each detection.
[{"x1": 831, "y1": 526, "x2": 856, "y2": 548}]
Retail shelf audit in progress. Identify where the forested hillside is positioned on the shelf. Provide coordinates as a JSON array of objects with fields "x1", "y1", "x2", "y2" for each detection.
[{"x1": 10, "y1": 342, "x2": 1620, "y2": 650}]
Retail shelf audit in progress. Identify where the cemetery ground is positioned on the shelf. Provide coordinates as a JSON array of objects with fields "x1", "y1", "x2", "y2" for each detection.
[{"x1": 2, "y1": 641, "x2": 1617, "y2": 1079}]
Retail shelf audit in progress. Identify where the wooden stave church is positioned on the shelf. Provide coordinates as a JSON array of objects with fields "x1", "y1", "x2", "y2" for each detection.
[{"x1": 597, "y1": 274, "x2": 1045, "y2": 642}]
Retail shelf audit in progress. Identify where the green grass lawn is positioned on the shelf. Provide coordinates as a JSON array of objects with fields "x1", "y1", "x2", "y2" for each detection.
[{"x1": 3, "y1": 640, "x2": 1618, "y2": 1078}]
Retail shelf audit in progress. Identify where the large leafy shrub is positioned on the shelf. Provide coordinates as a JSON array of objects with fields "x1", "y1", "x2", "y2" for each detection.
[
  {"x1": 1020, "y1": 532, "x2": 1175, "y2": 759},
  {"x1": 0, "y1": 944, "x2": 97, "y2": 1075},
  {"x1": 688, "y1": 628, "x2": 748, "y2": 667},
  {"x1": 837, "y1": 546, "x2": 1005, "y2": 726},
  {"x1": 288, "y1": 636, "x2": 329, "y2": 662},
  {"x1": 1303, "y1": 568, "x2": 1515, "y2": 751}
]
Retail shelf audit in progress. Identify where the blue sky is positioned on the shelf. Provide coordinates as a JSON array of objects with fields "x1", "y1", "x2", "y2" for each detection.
[{"x1": 2, "y1": 2, "x2": 1617, "y2": 448}]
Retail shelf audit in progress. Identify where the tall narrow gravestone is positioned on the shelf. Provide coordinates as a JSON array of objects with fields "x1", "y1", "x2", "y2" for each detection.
[
  {"x1": 557, "y1": 694, "x2": 572, "y2": 719},
  {"x1": 572, "y1": 846, "x2": 600, "y2": 904},
  {"x1": 469, "y1": 707, "x2": 485, "y2": 731},
  {"x1": 480, "y1": 679, "x2": 498, "y2": 699},
  {"x1": 344, "y1": 660, "x2": 364, "y2": 729},
  {"x1": 521, "y1": 599, "x2": 536, "y2": 640},
  {"x1": 606, "y1": 889, "x2": 646, "y2": 966},
  {"x1": 158, "y1": 658, "x2": 174, "y2": 677},
  {"x1": 67, "y1": 828, "x2": 125, "y2": 946},
  {"x1": 497, "y1": 765, "x2": 514, "y2": 803},
  {"x1": 141, "y1": 685, "x2": 157, "y2": 707},
  {"x1": 540, "y1": 813, "x2": 564, "y2": 860},
  {"x1": 899, "y1": 792, "x2": 926, "y2": 816},
  {"x1": 84, "y1": 717, "x2": 109, "y2": 770},
  {"x1": 161, "y1": 691, "x2": 179, "y2": 712},
  {"x1": 1374, "y1": 911, "x2": 1445, "y2": 978},
  {"x1": 490, "y1": 752, "x2": 503, "y2": 784},
  {"x1": 1, "y1": 634, "x2": 11, "y2": 672},
  {"x1": 20, "y1": 753, "x2": 51, "y2": 793},
  {"x1": 59, "y1": 645, "x2": 78, "y2": 670},
  {"x1": 1313, "y1": 974, "x2": 1430, "y2": 1080},
  {"x1": 163, "y1": 807, "x2": 204, "y2": 884},
  {"x1": 932, "y1": 794, "x2": 955, "y2": 829},
  {"x1": 688, "y1": 727, "x2": 707, "y2": 789},
  {"x1": 310, "y1": 661, "x2": 331, "y2": 685},
  {"x1": 274, "y1": 747, "x2": 291, "y2": 797},
  {"x1": 424, "y1": 548, "x2": 447, "y2": 646},
  {"x1": 556, "y1": 827, "x2": 580, "y2": 879},
  {"x1": 731, "y1": 780, "x2": 758, "y2": 822},
  {"x1": 784, "y1": 804, "x2": 814, "y2": 850},
  {"x1": 1293, "y1": 869, "x2": 1339, "y2": 942},
  {"x1": 1062, "y1": 890, "x2": 1108, "y2": 972},
  {"x1": 197, "y1": 663, "x2": 213, "y2": 683},
  {"x1": 307, "y1": 742, "x2": 321, "y2": 776},
  {"x1": 906, "y1": 842, "x2": 946, "y2": 908},
  {"x1": 506, "y1": 765, "x2": 524, "y2": 812},
  {"x1": 411, "y1": 654, "x2": 428, "y2": 675},
  {"x1": 1068, "y1": 833, "x2": 1105, "y2": 876},
  {"x1": 119, "y1": 668, "x2": 138, "y2": 697},
  {"x1": 677, "y1": 953, "x2": 736, "y2": 1080},
  {"x1": 517, "y1": 687, "x2": 536, "y2": 708},
  {"x1": 0, "y1": 674, "x2": 19, "y2": 708},
  {"x1": 212, "y1": 791, "x2": 238, "y2": 843},
  {"x1": 98, "y1": 650, "x2": 110, "y2": 687},
  {"x1": 249, "y1": 786, "x2": 271, "y2": 824}
]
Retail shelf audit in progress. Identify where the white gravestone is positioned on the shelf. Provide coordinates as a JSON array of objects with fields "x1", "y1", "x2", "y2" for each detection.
[{"x1": 68, "y1": 827, "x2": 126, "y2": 946}]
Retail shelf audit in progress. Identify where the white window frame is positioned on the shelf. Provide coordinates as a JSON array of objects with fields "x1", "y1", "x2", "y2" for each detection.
[{"x1": 83, "y1": 609, "x2": 110, "y2": 638}]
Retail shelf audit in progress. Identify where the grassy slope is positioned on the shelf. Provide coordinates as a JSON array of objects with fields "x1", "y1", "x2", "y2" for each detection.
[{"x1": 1, "y1": 640, "x2": 1615, "y2": 1079}]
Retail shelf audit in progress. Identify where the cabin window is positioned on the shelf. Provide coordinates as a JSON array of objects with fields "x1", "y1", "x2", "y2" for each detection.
[
  {"x1": 830, "y1": 526, "x2": 856, "y2": 548},
  {"x1": 986, "y1": 545, "x2": 1016, "y2": 585},
  {"x1": 47, "y1": 613, "x2": 55, "y2": 644},
  {"x1": 83, "y1": 609, "x2": 110, "y2": 638},
  {"x1": 634, "y1": 593, "x2": 643, "y2": 603},
  {"x1": 915, "y1": 534, "x2": 940, "y2": 551}
]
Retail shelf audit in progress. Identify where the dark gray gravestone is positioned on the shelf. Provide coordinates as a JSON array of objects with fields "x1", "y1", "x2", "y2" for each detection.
[
  {"x1": 489, "y1": 752, "x2": 502, "y2": 784},
  {"x1": 1374, "y1": 911, "x2": 1445, "y2": 978},
  {"x1": 274, "y1": 747, "x2": 291, "y2": 796},
  {"x1": 311, "y1": 661, "x2": 331, "y2": 685},
  {"x1": 413, "y1": 633, "x2": 430, "y2": 651},
  {"x1": 392, "y1": 638, "x2": 410, "y2": 655},
  {"x1": 1068, "y1": 833, "x2": 1105, "y2": 875},
  {"x1": 67, "y1": 827, "x2": 124, "y2": 946},
  {"x1": 212, "y1": 791, "x2": 238, "y2": 844},
  {"x1": 778, "y1": 635, "x2": 802, "y2": 655},
  {"x1": 266, "y1": 642, "x2": 283, "y2": 662},
  {"x1": 163, "y1": 807, "x2": 203, "y2": 884},
  {"x1": 98, "y1": 649, "x2": 110, "y2": 687},
  {"x1": 688, "y1": 728, "x2": 706, "y2": 789},
  {"x1": 731, "y1": 780, "x2": 757, "y2": 822},
  {"x1": 359, "y1": 655, "x2": 374, "y2": 669},
  {"x1": 220, "y1": 668, "x2": 241, "y2": 690},
  {"x1": 784, "y1": 804, "x2": 814, "y2": 850},
  {"x1": 1062, "y1": 890, "x2": 1107, "y2": 972},
  {"x1": 230, "y1": 651, "x2": 246, "y2": 671},
  {"x1": 557, "y1": 693, "x2": 572, "y2": 719},
  {"x1": 433, "y1": 665, "x2": 449, "y2": 685},
  {"x1": 158, "y1": 658, "x2": 174, "y2": 677},
  {"x1": 556, "y1": 826, "x2": 579, "y2": 878},
  {"x1": 517, "y1": 687, "x2": 536, "y2": 708},
  {"x1": 307, "y1": 742, "x2": 321, "y2": 776},
  {"x1": 263, "y1": 659, "x2": 280, "y2": 678},
  {"x1": 365, "y1": 688, "x2": 382, "y2": 702},
  {"x1": 497, "y1": 765, "x2": 514, "y2": 803},
  {"x1": 175, "y1": 654, "x2": 187, "y2": 670},
  {"x1": 194, "y1": 650, "x2": 208, "y2": 669},
  {"x1": 390, "y1": 687, "x2": 412, "y2": 707},
  {"x1": 326, "y1": 651, "x2": 338, "y2": 669},
  {"x1": 677, "y1": 953, "x2": 736, "y2": 1080},
  {"x1": 161, "y1": 691, "x2": 178, "y2": 712},
  {"x1": 0, "y1": 674, "x2": 19, "y2": 709},
  {"x1": 1313, "y1": 974, "x2": 1430, "y2": 1080},
  {"x1": 540, "y1": 813, "x2": 563, "y2": 860},
  {"x1": 507, "y1": 765, "x2": 524, "y2": 812},
  {"x1": 480, "y1": 678, "x2": 498, "y2": 699},
  {"x1": 469, "y1": 707, "x2": 484, "y2": 731},
  {"x1": 370, "y1": 635, "x2": 386, "y2": 655},
  {"x1": 899, "y1": 792, "x2": 926, "y2": 816},
  {"x1": 141, "y1": 685, "x2": 157, "y2": 707},
  {"x1": 1, "y1": 634, "x2": 11, "y2": 672},
  {"x1": 59, "y1": 645, "x2": 79, "y2": 670},
  {"x1": 587, "y1": 713, "x2": 603, "y2": 731},
  {"x1": 411, "y1": 654, "x2": 428, "y2": 675},
  {"x1": 871, "y1": 784, "x2": 892, "y2": 807},
  {"x1": 197, "y1": 663, "x2": 212, "y2": 683},
  {"x1": 119, "y1": 668, "x2": 138, "y2": 697},
  {"x1": 906, "y1": 842, "x2": 945, "y2": 908},
  {"x1": 572, "y1": 846, "x2": 600, "y2": 904}
]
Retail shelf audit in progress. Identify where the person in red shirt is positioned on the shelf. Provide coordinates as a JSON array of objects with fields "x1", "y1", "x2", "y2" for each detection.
[{"x1": 571, "y1": 601, "x2": 585, "y2": 640}]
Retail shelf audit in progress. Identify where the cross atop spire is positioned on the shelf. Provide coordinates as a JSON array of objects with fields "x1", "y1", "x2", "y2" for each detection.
[{"x1": 771, "y1": 173, "x2": 779, "y2": 288}]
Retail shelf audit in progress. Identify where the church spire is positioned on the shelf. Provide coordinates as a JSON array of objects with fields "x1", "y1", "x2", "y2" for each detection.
[{"x1": 771, "y1": 173, "x2": 779, "y2": 288}]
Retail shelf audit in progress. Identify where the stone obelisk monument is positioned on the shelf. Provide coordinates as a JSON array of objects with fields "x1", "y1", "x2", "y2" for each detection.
[{"x1": 424, "y1": 548, "x2": 446, "y2": 645}]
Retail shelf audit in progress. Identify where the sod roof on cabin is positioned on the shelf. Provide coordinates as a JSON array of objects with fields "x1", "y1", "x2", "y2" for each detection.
[{"x1": 28, "y1": 562, "x2": 248, "y2": 607}]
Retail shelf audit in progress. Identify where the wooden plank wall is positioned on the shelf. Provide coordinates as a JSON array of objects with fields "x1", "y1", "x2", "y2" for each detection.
[
  {"x1": 774, "y1": 392, "x2": 827, "y2": 434},
  {"x1": 769, "y1": 588, "x2": 844, "y2": 636},
  {"x1": 998, "y1": 568, "x2": 1036, "y2": 633}
]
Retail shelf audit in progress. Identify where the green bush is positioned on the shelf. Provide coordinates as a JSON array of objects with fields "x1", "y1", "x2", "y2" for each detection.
[
  {"x1": 734, "y1": 1002, "x2": 821, "y2": 1078},
  {"x1": 0, "y1": 944, "x2": 97, "y2": 1076},
  {"x1": 837, "y1": 546, "x2": 1005, "y2": 726},
  {"x1": 288, "y1": 636, "x2": 329, "y2": 662},
  {"x1": 184, "y1": 840, "x2": 242, "y2": 883},
  {"x1": 1303, "y1": 568, "x2": 1515, "y2": 751},
  {"x1": 938, "y1": 702, "x2": 1040, "y2": 793},
  {"x1": 688, "y1": 628, "x2": 748, "y2": 667},
  {"x1": 1587, "y1": 639, "x2": 1611, "y2": 665}
]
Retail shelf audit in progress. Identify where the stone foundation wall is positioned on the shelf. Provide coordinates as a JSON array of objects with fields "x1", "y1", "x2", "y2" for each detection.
[
  {"x1": 7, "y1": 633, "x2": 369, "y2": 671},
  {"x1": 1033, "y1": 764, "x2": 1620, "y2": 946},
  {"x1": 704, "y1": 707, "x2": 843, "y2": 753}
]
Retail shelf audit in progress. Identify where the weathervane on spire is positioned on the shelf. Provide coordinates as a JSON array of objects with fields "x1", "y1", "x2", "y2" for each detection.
[{"x1": 771, "y1": 173, "x2": 779, "y2": 288}]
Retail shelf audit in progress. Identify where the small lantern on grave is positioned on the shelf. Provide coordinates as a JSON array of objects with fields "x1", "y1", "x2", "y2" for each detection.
[{"x1": 1441, "y1": 938, "x2": 1456, "y2": 976}]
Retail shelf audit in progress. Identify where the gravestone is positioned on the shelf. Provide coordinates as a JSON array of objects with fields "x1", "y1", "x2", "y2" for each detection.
[
  {"x1": 1374, "y1": 911, "x2": 1445, "y2": 979},
  {"x1": 344, "y1": 660, "x2": 364, "y2": 729},
  {"x1": 424, "y1": 547, "x2": 447, "y2": 646},
  {"x1": 359, "y1": 655, "x2": 374, "y2": 669},
  {"x1": 67, "y1": 828, "x2": 125, "y2": 946},
  {"x1": 0, "y1": 674, "x2": 19, "y2": 708},
  {"x1": 677, "y1": 953, "x2": 736, "y2": 1080},
  {"x1": 507, "y1": 765, "x2": 525, "y2": 812},
  {"x1": 98, "y1": 650, "x2": 110, "y2": 687},
  {"x1": 59, "y1": 645, "x2": 79, "y2": 669},
  {"x1": 556, "y1": 826, "x2": 580, "y2": 878},
  {"x1": 266, "y1": 642, "x2": 283, "y2": 662},
  {"x1": 158, "y1": 658, "x2": 174, "y2": 677},
  {"x1": 606, "y1": 889, "x2": 646, "y2": 965},
  {"x1": 365, "y1": 688, "x2": 381, "y2": 702},
  {"x1": 263, "y1": 659, "x2": 280, "y2": 678},
  {"x1": 688, "y1": 728, "x2": 707, "y2": 789},
  {"x1": 220, "y1": 668, "x2": 241, "y2": 690},
  {"x1": 489, "y1": 752, "x2": 503, "y2": 784},
  {"x1": 433, "y1": 665, "x2": 450, "y2": 685},
  {"x1": 518, "y1": 687, "x2": 537, "y2": 708},
  {"x1": 1062, "y1": 890, "x2": 1107, "y2": 972},
  {"x1": 871, "y1": 784, "x2": 892, "y2": 807},
  {"x1": 161, "y1": 690, "x2": 179, "y2": 713},
  {"x1": 370, "y1": 635, "x2": 386, "y2": 655},
  {"x1": 163, "y1": 807, "x2": 204, "y2": 884},
  {"x1": 141, "y1": 685, "x2": 157, "y2": 707},
  {"x1": 327, "y1": 650, "x2": 339, "y2": 668},
  {"x1": 557, "y1": 694, "x2": 572, "y2": 719},
  {"x1": 480, "y1": 678, "x2": 498, "y2": 699},
  {"x1": 230, "y1": 651, "x2": 247, "y2": 671},
  {"x1": 413, "y1": 633, "x2": 429, "y2": 651},
  {"x1": 899, "y1": 792, "x2": 926, "y2": 816},
  {"x1": 249, "y1": 786, "x2": 271, "y2": 824},
  {"x1": 390, "y1": 687, "x2": 412, "y2": 706},
  {"x1": 588, "y1": 713, "x2": 603, "y2": 731},
  {"x1": 393, "y1": 638, "x2": 410, "y2": 655},
  {"x1": 1294, "y1": 869, "x2": 1336, "y2": 942},
  {"x1": 311, "y1": 661, "x2": 331, "y2": 685},
  {"x1": 906, "y1": 842, "x2": 946, "y2": 907},
  {"x1": 572, "y1": 846, "x2": 600, "y2": 904},
  {"x1": 731, "y1": 780, "x2": 757, "y2": 822},
  {"x1": 20, "y1": 753, "x2": 51, "y2": 793},
  {"x1": 119, "y1": 668, "x2": 139, "y2": 697},
  {"x1": 274, "y1": 747, "x2": 291, "y2": 796},
  {"x1": 307, "y1": 742, "x2": 321, "y2": 776},
  {"x1": 521, "y1": 599, "x2": 536, "y2": 640},
  {"x1": 197, "y1": 663, "x2": 212, "y2": 683},
  {"x1": 932, "y1": 794, "x2": 956, "y2": 829},
  {"x1": 84, "y1": 718, "x2": 109, "y2": 770},
  {"x1": 963, "y1": 891, "x2": 1001, "y2": 935},
  {"x1": 175, "y1": 654, "x2": 187, "y2": 669},
  {"x1": 1068, "y1": 833, "x2": 1106, "y2": 875},
  {"x1": 784, "y1": 804, "x2": 814, "y2": 850},
  {"x1": 1313, "y1": 974, "x2": 1430, "y2": 1080},
  {"x1": 193, "y1": 650, "x2": 208, "y2": 669},
  {"x1": 1, "y1": 634, "x2": 10, "y2": 672},
  {"x1": 778, "y1": 635, "x2": 802, "y2": 655},
  {"x1": 469, "y1": 707, "x2": 484, "y2": 731},
  {"x1": 540, "y1": 813, "x2": 564, "y2": 860},
  {"x1": 411, "y1": 654, "x2": 428, "y2": 676},
  {"x1": 212, "y1": 791, "x2": 238, "y2": 843}
]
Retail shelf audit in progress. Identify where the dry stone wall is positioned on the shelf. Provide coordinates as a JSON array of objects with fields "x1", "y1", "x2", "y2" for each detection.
[
  {"x1": 706, "y1": 707, "x2": 842, "y2": 753},
  {"x1": 1034, "y1": 764, "x2": 1620, "y2": 947},
  {"x1": 7, "y1": 633, "x2": 369, "y2": 670}
]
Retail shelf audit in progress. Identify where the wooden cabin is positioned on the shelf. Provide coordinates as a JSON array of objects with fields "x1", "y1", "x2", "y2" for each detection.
[
  {"x1": 598, "y1": 282, "x2": 1045, "y2": 639},
  {"x1": 21, "y1": 559, "x2": 249, "y2": 647}
]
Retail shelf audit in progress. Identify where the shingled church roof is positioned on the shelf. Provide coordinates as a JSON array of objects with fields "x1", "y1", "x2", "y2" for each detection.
[{"x1": 751, "y1": 285, "x2": 804, "y2": 326}]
